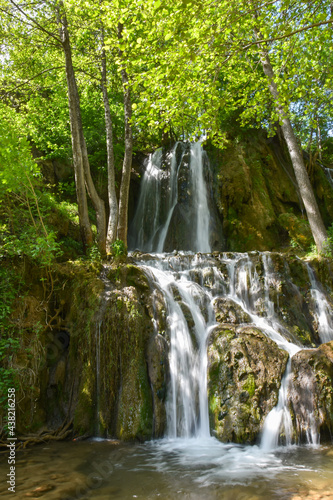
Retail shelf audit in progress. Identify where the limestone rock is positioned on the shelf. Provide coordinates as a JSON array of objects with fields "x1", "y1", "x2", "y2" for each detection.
[
  {"x1": 213, "y1": 297, "x2": 252, "y2": 324},
  {"x1": 208, "y1": 325, "x2": 289, "y2": 443},
  {"x1": 289, "y1": 342, "x2": 333, "y2": 442},
  {"x1": 146, "y1": 334, "x2": 169, "y2": 437}
]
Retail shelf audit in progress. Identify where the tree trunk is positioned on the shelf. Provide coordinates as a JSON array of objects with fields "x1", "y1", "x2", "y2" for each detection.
[
  {"x1": 56, "y1": 3, "x2": 106, "y2": 254},
  {"x1": 100, "y1": 25, "x2": 118, "y2": 252},
  {"x1": 117, "y1": 23, "x2": 133, "y2": 247},
  {"x1": 255, "y1": 35, "x2": 327, "y2": 252},
  {"x1": 56, "y1": 7, "x2": 92, "y2": 251},
  {"x1": 316, "y1": 115, "x2": 322, "y2": 161}
]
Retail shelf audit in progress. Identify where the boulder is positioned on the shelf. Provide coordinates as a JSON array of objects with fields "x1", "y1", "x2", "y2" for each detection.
[
  {"x1": 208, "y1": 325, "x2": 289, "y2": 443},
  {"x1": 289, "y1": 342, "x2": 333, "y2": 442}
]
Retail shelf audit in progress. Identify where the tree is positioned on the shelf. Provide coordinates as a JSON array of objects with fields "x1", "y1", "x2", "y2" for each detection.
[
  {"x1": 250, "y1": 1, "x2": 329, "y2": 251},
  {"x1": 2, "y1": 0, "x2": 137, "y2": 251}
]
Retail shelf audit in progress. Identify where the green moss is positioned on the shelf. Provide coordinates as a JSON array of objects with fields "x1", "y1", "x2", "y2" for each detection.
[
  {"x1": 242, "y1": 373, "x2": 255, "y2": 397},
  {"x1": 73, "y1": 364, "x2": 95, "y2": 435}
]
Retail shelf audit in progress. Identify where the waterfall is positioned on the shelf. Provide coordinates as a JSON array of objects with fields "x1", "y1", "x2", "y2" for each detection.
[
  {"x1": 220, "y1": 253, "x2": 301, "y2": 449},
  {"x1": 139, "y1": 255, "x2": 213, "y2": 438},
  {"x1": 94, "y1": 267, "x2": 113, "y2": 437},
  {"x1": 156, "y1": 145, "x2": 184, "y2": 252},
  {"x1": 95, "y1": 320, "x2": 101, "y2": 436},
  {"x1": 128, "y1": 148, "x2": 164, "y2": 252},
  {"x1": 190, "y1": 141, "x2": 211, "y2": 253},
  {"x1": 306, "y1": 263, "x2": 333, "y2": 343},
  {"x1": 129, "y1": 143, "x2": 332, "y2": 450},
  {"x1": 129, "y1": 142, "x2": 212, "y2": 253}
]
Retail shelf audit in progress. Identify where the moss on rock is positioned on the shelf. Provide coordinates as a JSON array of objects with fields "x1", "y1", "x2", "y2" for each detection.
[{"x1": 208, "y1": 325, "x2": 288, "y2": 444}]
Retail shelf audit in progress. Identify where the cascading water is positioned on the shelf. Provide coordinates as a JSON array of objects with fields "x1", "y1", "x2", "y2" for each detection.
[
  {"x1": 130, "y1": 141, "x2": 332, "y2": 451},
  {"x1": 129, "y1": 142, "x2": 212, "y2": 253},
  {"x1": 139, "y1": 256, "x2": 213, "y2": 438},
  {"x1": 217, "y1": 253, "x2": 302, "y2": 449},
  {"x1": 94, "y1": 267, "x2": 113, "y2": 437},
  {"x1": 190, "y1": 141, "x2": 211, "y2": 253}
]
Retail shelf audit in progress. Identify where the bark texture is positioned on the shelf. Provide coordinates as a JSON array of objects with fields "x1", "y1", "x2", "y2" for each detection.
[
  {"x1": 117, "y1": 23, "x2": 133, "y2": 247},
  {"x1": 101, "y1": 26, "x2": 118, "y2": 252},
  {"x1": 57, "y1": 3, "x2": 106, "y2": 254}
]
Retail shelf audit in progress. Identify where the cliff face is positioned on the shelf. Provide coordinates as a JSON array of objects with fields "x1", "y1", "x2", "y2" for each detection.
[{"x1": 206, "y1": 130, "x2": 333, "y2": 251}]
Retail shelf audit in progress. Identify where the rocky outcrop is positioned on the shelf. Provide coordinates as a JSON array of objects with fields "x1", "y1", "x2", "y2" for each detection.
[
  {"x1": 208, "y1": 326, "x2": 289, "y2": 443},
  {"x1": 213, "y1": 297, "x2": 252, "y2": 324},
  {"x1": 3, "y1": 260, "x2": 168, "y2": 442},
  {"x1": 3, "y1": 251, "x2": 333, "y2": 446},
  {"x1": 289, "y1": 342, "x2": 333, "y2": 442},
  {"x1": 146, "y1": 334, "x2": 169, "y2": 437},
  {"x1": 207, "y1": 129, "x2": 333, "y2": 252}
]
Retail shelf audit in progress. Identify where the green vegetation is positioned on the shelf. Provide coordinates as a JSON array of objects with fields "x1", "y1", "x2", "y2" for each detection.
[
  {"x1": 0, "y1": 268, "x2": 20, "y2": 410},
  {"x1": 0, "y1": 0, "x2": 332, "y2": 254}
]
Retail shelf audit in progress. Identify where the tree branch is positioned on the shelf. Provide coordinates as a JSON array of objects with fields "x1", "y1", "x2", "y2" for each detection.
[
  {"x1": 0, "y1": 66, "x2": 65, "y2": 98},
  {"x1": 8, "y1": 0, "x2": 61, "y2": 45},
  {"x1": 242, "y1": 18, "x2": 333, "y2": 50}
]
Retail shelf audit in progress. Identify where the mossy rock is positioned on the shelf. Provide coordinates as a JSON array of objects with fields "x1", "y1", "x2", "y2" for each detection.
[
  {"x1": 208, "y1": 325, "x2": 288, "y2": 444},
  {"x1": 290, "y1": 342, "x2": 333, "y2": 443}
]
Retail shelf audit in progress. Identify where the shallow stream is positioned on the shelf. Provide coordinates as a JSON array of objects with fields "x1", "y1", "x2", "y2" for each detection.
[{"x1": 1, "y1": 439, "x2": 333, "y2": 499}]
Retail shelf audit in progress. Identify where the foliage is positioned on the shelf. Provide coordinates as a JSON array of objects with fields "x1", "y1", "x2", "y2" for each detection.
[
  {"x1": 278, "y1": 213, "x2": 314, "y2": 251},
  {"x1": 0, "y1": 105, "x2": 63, "y2": 265},
  {"x1": 0, "y1": 0, "x2": 332, "y2": 252},
  {"x1": 87, "y1": 243, "x2": 102, "y2": 263},
  {"x1": 110, "y1": 239, "x2": 127, "y2": 257}
]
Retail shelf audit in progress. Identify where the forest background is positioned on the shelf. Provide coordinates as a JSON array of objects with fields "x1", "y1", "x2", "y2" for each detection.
[{"x1": 1, "y1": 0, "x2": 333, "y2": 409}]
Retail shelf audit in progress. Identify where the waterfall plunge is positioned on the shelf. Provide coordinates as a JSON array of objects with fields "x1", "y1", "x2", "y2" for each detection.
[{"x1": 129, "y1": 142, "x2": 332, "y2": 450}]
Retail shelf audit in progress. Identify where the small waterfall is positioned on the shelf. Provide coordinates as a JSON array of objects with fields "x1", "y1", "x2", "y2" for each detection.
[
  {"x1": 260, "y1": 359, "x2": 293, "y2": 451},
  {"x1": 94, "y1": 267, "x2": 113, "y2": 436},
  {"x1": 95, "y1": 320, "x2": 101, "y2": 435},
  {"x1": 190, "y1": 142, "x2": 211, "y2": 253},
  {"x1": 219, "y1": 253, "x2": 301, "y2": 449},
  {"x1": 128, "y1": 148, "x2": 164, "y2": 252},
  {"x1": 306, "y1": 263, "x2": 333, "y2": 343},
  {"x1": 139, "y1": 255, "x2": 214, "y2": 438},
  {"x1": 156, "y1": 145, "x2": 184, "y2": 252},
  {"x1": 262, "y1": 253, "x2": 276, "y2": 319},
  {"x1": 129, "y1": 142, "x2": 212, "y2": 253},
  {"x1": 137, "y1": 252, "x2": 308, "y2": 447}
]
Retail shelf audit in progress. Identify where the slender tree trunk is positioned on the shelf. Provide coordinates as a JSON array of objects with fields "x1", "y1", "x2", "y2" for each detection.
[
  {"x1": 100, "y1": 25, "x2": 118, "y2": 252},
  {"x1": 56, "y1": 2, "x2": 106, "y2": 254},
  {"x1": 117, "y1": 23, "x2": 133, "y2": 247},
  {"x1": 255, "y1": 32, "x2": 327, "y2": 252},
  {"x1": 316, "y1": 115, "x2": 322, "y2": 161}
]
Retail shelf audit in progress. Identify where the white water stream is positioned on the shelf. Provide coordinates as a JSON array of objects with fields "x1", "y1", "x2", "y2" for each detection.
[{"x1": 129, "y1": 142, "x2": 211, "y2": 252}]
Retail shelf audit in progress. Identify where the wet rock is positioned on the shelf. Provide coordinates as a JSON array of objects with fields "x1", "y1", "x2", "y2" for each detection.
[
  {"x1": 213, "y1": 297, "x2": 252, "y2": 324},
  {"x1": 25, "y1": 484, "x2": 55, "y2": 497},
  {"x1": 208, "y1": 325, "x2": 288, "y2": 443},
  {"x1": 146, "y1": 334, "x2": 169, "y2": 437},
  {"x1": 289, "y1": 342, "x2": 333, "y2": 443}
]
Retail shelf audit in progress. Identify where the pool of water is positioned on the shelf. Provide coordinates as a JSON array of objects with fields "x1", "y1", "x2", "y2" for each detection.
[{"x1": 1, "y1": 438, "x2": 333, "y2": 499}]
